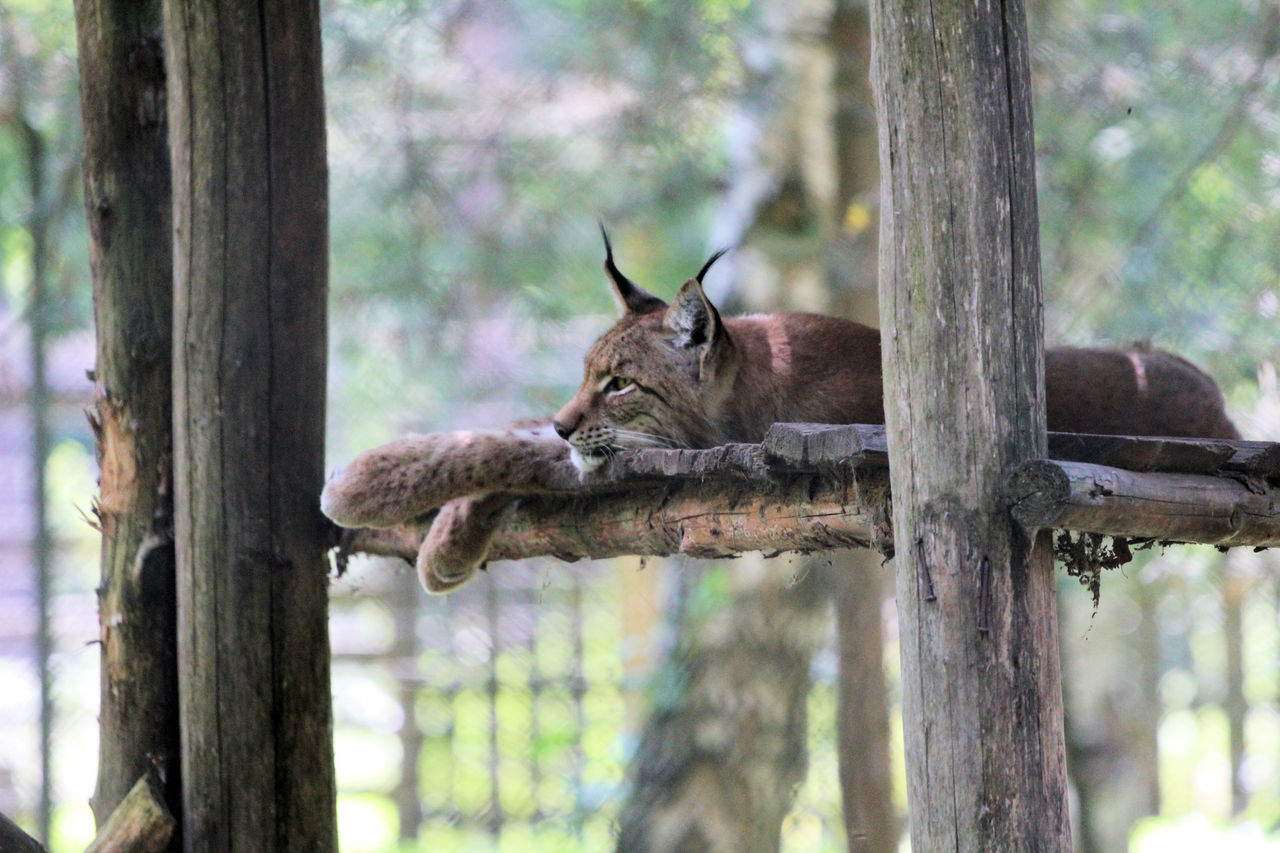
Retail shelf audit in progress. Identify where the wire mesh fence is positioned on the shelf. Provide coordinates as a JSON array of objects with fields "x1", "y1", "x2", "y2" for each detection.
[{"x1": 329, "y1": 553, "x2": 847, "y2": 851}]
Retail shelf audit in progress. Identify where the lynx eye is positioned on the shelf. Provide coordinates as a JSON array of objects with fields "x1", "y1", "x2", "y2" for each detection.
[{"x1": 602, "y1": 375, "x2": 634, "y2": 394}]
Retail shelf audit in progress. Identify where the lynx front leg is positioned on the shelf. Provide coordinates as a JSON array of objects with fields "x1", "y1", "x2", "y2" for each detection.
[
  {"x1": 416, "y1": 493, "x2": 515, "y2": 593},
  {"x1": 321, "y1": 423, "x2": 566, "y2": 529}
]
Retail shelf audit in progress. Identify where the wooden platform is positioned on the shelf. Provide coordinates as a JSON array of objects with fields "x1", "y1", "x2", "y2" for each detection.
[{"x1": 337, "y1": 424, "x2": 1280, "y2": 569}]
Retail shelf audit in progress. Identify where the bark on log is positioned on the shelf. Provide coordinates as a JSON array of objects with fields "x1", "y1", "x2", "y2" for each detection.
[
  {"x1": 73, "y1": 0, "x2": 181, "y2": 835},
  {"x1": 340, "y1": 464, "x2": 893, "y2": 566},
  {"x1": 85, "y1": 772, "x2": 175, "y2": 853},
  {"x1": 335, "y1": 425, "x2": 1280, "y2": 572},
  {"x1": 165, "y1": 0, "x2": 337, "y2": 848},
  {"x1": 1007, "y1": 459, "x2": 1280, "y2": 546}
]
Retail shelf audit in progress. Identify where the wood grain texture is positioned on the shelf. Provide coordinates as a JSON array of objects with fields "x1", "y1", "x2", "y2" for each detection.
[
  {"x1": 164, "y1": 0, "x2": 336, "y2": 849},
  {"x1": 73, "y1": 0, "x2": 181, "y2": 835},
  {"x1": 85, "y1": 772, "x2": 175, "y2": 853},
  {"x1": 870, "y1": 0, "x2": 1072, "y2": 847},
  {"x1": 337, "y1": 441, "x2": 893, "y2": 566}
]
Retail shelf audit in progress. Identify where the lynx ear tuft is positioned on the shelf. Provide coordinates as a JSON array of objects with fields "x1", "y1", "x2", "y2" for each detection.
[
  {"x1": 599, "y1": 223, "x2": 667, "y2": 316},
  {"x1": 695, "y1": 248, "x2": 729, "y2": 284},
  {"x1": 664, "y1": 278, "x2": 724, "y2": 350}
]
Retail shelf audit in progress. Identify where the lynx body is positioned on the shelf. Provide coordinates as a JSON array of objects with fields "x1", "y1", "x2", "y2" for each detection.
[{"x1": 551, "y1": 234, "x2": 1237, "y2": 472}]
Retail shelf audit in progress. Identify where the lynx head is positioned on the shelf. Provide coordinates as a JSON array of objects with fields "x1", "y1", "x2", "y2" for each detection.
[{"x1": 553, "y1": 229, "x2": 734, "y2": 472}]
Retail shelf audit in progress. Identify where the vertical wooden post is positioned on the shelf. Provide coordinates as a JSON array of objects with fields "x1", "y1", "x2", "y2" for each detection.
[
  {"x1": 164, "y1": 1, "x2": 336, "y2": 849},
  {"x1": 74, "y1": 1, "x2": 181, "y2": 836},
  {"x1": 870, "y1": 0, "x2": 1071, "y2": 848}
]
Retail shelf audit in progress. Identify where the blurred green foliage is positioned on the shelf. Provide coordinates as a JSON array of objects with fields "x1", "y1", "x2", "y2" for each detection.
[
  {"x1": 0, "y1": 0, "x2": 90, "y2": 330},
  {"x1": 1032, "y1": 0, "x2": 1280, "y2": 384}
]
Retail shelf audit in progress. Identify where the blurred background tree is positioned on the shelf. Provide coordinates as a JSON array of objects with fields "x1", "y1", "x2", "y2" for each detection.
[{"x1": 0, "y1": 0, "x2": 1277, "y2": 850}]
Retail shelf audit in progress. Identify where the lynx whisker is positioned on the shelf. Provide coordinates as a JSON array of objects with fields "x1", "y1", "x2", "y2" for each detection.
[{"x1": 610, "y1": 429, "x2": 679, "y2": 449}]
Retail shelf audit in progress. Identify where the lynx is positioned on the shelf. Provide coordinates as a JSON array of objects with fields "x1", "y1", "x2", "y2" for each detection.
[{"x1": 322, "y1": 231, "x2": 1239, "y2": 591}]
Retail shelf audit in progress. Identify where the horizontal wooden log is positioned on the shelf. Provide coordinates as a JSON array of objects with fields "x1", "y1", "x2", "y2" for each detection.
[
  {"x1": 496, "y1": 472, "x2": 891, "y2": 561},
  {"x1": 341, "y1": 467, "x2": 895, "y2": 565},
  {"x1": 1007, "y1": 458, "x2": 1280, "y2": 547},
  {"x1": 333, "y1": 424, "x2": 1280, "y2": 573}
]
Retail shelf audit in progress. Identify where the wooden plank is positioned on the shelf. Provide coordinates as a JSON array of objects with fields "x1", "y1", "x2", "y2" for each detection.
[
  {"x1": 764, "y1": 426, "x2": 1276, "y2": 483},
  {"x1": 1224, "y1": 441, "x2": 1280, "y2": 482},
  {"x1": 762, "y1": 422, "x2": 888, "y2": 467},
  {"x1": 1046, "y1": 432, "x2": 1236, "y2": 474}
]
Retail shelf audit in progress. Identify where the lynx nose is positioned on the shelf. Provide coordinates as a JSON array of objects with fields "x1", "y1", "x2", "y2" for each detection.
[{"x1": 553, "y1": 419, "x2": 576, "y2": 440}]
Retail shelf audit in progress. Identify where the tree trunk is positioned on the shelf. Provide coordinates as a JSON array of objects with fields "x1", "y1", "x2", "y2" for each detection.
[
  {"x1": 618, "y1": 0, "x2": 872, "y2": 845},
  {"x1": 614, "y1": 559, "x2": 832, "y2": 853},
  {"x1": 1060, "y1": 571, "x2": 1163, "y2": 853},
  {"x1": 1223, "y1": 556, "x2": 1248, "y2": 815},
  {"x1": 871, "y1": 0, "x2": 1072, "y2": 848},
  {"x1": 163, "y1": 1, "x2": 337, "y2": 848},
  {"x1": 1135, "y1": 579, "x2": 1163, "y2": 817},
  {"x1": 74, "y1": 1, "x2": 181, "y2": 838},
  {"x1": 830, "y1": 5, "x2": 899, "y2": 849},
  {"x1": 393, "y1": 570, "x2": 424, "y2": 841},
  {"x1": 833, "y1": 556, "x2": 898, "y2": 853},
  {"x1": 829, "y1": 0, "x2": 879, "y2": 304},
  {"x1": 17, "y1": 97, "x2": 55, "y2": 853}
]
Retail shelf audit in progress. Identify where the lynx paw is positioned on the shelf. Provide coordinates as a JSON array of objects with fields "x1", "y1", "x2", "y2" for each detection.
[{"x1": 415, "y1": 494, "x2": 513, "y2": 593}]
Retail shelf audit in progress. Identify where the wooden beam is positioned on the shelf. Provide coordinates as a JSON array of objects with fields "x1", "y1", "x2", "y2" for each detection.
[
  {"x1": 1007, "y1": 459, "x2": 1280, "y2": 547},
  {"x1": 73, "y1": 0, "x2": 180, "y2": 829}
]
